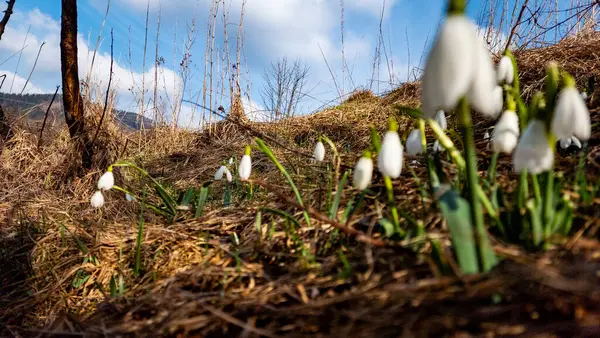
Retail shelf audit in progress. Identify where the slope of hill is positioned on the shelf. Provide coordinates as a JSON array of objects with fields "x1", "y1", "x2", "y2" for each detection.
[{"x1": 0, "y1": 92, "x2": 153, "y2": 130}]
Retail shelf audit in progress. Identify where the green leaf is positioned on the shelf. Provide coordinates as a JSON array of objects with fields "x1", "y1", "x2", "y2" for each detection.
[
  {"x1": 393, "y1": 105, "x2": 424, "y2": 119},
  {"x1": 256, "y1": 138, "x2": 311, "y2": 227},
  {"x1": 438, "y1": 189, "x2": 479, "y2": 274},
  {"x1": 195, "y1": 187, "x2": 209, "y2": 218},
  {"x1": 329, "y1": 171, "x2": 348, "y2": 220},
  {"x1": 378, "y1": 218, "x2": 396, "y2": 238},
  {"x1": 180, "y1": 188, "x2": 195, "y2": 207},
  {"x1": 134, "y1": 190, "x2": 146, "y2": 277},
  {"x1": 109, "y1": 275, "x2": 117, "y2": 297}
]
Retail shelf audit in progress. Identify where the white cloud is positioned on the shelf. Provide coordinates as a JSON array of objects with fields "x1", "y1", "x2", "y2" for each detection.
[
  {"x1": 0, "y1": 8, "x2": 189, "y2": 125},
  {"x1": 0, "y1": 70, "x2": 44, "y2": 94}
]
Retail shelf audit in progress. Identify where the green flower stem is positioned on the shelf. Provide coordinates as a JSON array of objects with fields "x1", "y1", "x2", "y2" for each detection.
[
  {"x1": 418, "y1": 119, "x2": 427, "y2": 152},
  {"x1": 543, "y1": 168, "x2": 555, "y2": 239},
  {"x1": 427, "y1": 119, "x2": 466, "y2": 169},
  {"x1": 457, "y1": 98, "x2": 497, "y2": 272},
  {"x1": 488, "y1": 152, "x2": 499, "y2": 185},
  {"x1": 517, "y1": 171, "x2": 529, "y2": 210},
  {"x1": 384, "y1": 176, "x2": 403, "y2": 236},
  {"x1": 531, "y1": 174, "x2": 542, "y2": 205}
]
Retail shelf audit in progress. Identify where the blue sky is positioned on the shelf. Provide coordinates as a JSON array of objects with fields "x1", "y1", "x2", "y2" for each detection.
[{"x1": 0, "y1": 0, "x2": 589, "y2": 126}]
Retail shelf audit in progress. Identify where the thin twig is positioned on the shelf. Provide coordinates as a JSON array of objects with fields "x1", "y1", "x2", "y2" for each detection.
[
  {"x1": 38, "y1": 85, "x2": 60, "y2": 148},
  {"x1": 505, "y1": 0, "x2": 530, "y2": 52},
  {"x1": 92, "y1": 29, "x2": 114, "y2": 145},
  {"x1": 20, "y1": 41, "x2": 45, "y2": 95}
]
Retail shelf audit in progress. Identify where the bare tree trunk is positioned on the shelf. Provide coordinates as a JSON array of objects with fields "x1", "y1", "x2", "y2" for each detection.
[
  {"x1": 61, "y1": 0, "x2": 93, "y2": 169},
  {"x1": 0, "y1": 0, "x2": 16, "y2": 145}
]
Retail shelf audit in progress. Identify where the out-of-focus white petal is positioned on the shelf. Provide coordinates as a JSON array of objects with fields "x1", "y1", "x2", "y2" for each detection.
[
  {"x1": 405, "y1": 129, "x2": 424, "y2": 156},
  {"x1": 420, "y1": 16, "x2": 477, "y2": 117}
]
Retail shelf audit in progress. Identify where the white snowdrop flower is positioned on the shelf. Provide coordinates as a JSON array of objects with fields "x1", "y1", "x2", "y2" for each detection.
[
  {"x1": 214, "y1": 165, "x2": 233, "y2": 182},
  {"x1": 353, "y1": 151, "x2": 373, "y2": 191},
  {"x1": 484, "y1": 131, "x2": 491, "y2": 150},
  {"x1": 91, "y1": 191, "x2": 105, "y2": 208},
  {"x1": 433, "y1": 140, "x2": 445, "y2": 153},
  {"x1": 421, "y1": 14, "x2": 498, "y2": 118},
  {"x1": 559, "y1": 137, "x2": 572, "y2": 150},
  {"x1": 378, "y1": 119, "x2": 404, "y2": 179},
  {"x1": 238, "y1": 146, "x2": 252, "y2": 181},
  {"x1": 496, "y1": 55, "x2": 514, "y2": 85},
  {"x1": 513, "y1": 119, "x2": 554, "y2": 174},
  {"x1": 313, "y1": 139, "x2": 325, "y2": 162},
  {"x1": 435, "y1": 110, "x2": 447, "y2": 130},
  {"x1": 420, "y1": 15, "x2": 478, "y2": 117},
  {"x1": 581, "y1": 91, "x2": 588, "y2": 100},
  {"x1": 492, "y1": 110, "x2": 519, "y2": 154},
  {"x1": 97, "y1": 171, "x2": 114, "y2": 191},
  {"x1": 467, "y1": 39, "x2": 500, "y2": 118},
  {"x1": 228, "y1": 157, "x2": 234, "y2": 165},
  {"x1": 552, "y1": 86, "x2": 591, "y2": 141},
  {"x1": 125, "y1": 193, "x2": 136, "y2": 202},
  {"x1": 571, "y1": 136, "x2": 582, "y2": 149},
  {"x1": 405, "y1": 129, "x2": 424, "y2": 156},
  {"x1": 492, "y1": 85, "x2": 504, "y2": 117}
]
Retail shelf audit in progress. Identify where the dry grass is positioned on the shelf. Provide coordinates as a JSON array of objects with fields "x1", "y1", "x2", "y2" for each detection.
[{"x1": 1, "y1": 33, "x2": 600, "y2": 337}]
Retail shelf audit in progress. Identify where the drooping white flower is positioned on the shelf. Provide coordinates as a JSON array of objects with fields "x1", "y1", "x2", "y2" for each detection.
[
  {"x1": 496, "y1": 55, "x2": 514, "y2": 85},
  {"x1": 353, "y1": 152, "x2": 373, "y2": 191},
  {"x1": 581, "y1": 91, "x2": 588, "y2": 100},
  {"x1": 559, "y1": 137, "x2": 572, "y2": 150},
  {"x1": 405, "y1": 129, "x2": 424, "y2": 156},
  {"x1": 433, "y1": 140, "x2": 445, "y2": 153},
  {"x1": 91, "y1": 191, "x2": 105, "y2": 208},
  {"x1": 484, "y1": 131, "x2": 491, "y2": 150},
  {"x1": 97, "y1": 171, "x2": 115, "y2": 191},
  {"x1": 513, "y1": 119, "x2": 554, "y2": 174},
  {"x1": 435, "y1": 110, "x2": 447, "y2": 130},
  {"x1": 491, "y1": 110, "x2": 519, "y2": 154},
  {"x1": 215, "y1": 165, "x2": 233, "y2": 182},
  {"x1": 421, "y1": 14, "x2": 499, "y2": 118},
  {"x1": 125, "y1": 193, "x2": 136, "y2": 202},
  {"x1": 552, "y1": 86, "x2": 591, "y2": 141},
  {"x1": 467, "y1": 39, "x2": 500, "y2": 118},
  {"x1": 492, "y1": 85, "x2": 504, "y2": 117},
  {"x1": 228, "y1": 157, "x2": 234, "y2": 165},
  {"x1": 313, "y1": 140, "x2": 325, "y2": 162},
  {"x1": 420, "y1": 15, "x2": 478, "y2": 117},
  {"x1": 378, "y1": 120, "x2": 404, "y2": 179},
  {"x1": 571, "y1": 136, "x2": 582, "y2": 149},
  {"x1": 239, "y1": 146, "x2": 252, "y2": 180}
]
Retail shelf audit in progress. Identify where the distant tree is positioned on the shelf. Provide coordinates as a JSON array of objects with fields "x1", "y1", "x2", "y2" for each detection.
[
  {"x1": 260, "y1": 57, "x2": 310, "y2": 119},
  {"x1": 61, "y1": 0, "x2": 93, "y2": 169}
]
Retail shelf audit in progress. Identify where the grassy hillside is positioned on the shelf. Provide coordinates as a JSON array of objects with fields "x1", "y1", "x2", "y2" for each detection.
[
  {"x1": 0, "y1": 92, "x2": 154, "y2": 130},
  {"x1": 1, "y1": 30, "x2": 600, "y2": 338}
]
